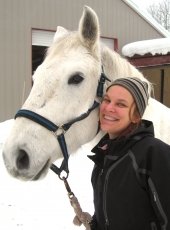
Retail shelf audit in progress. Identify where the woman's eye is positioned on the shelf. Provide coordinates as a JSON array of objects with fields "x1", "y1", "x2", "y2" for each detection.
[
  {"x1": 117, "y1": 103, "x2": 126, "y2": 107},
  {"x1": 68, "y1": 74, "x2": 84, "y2": 85},
  {"x1": 102, "y1": 97, "x2": 110, "y2": 103}
]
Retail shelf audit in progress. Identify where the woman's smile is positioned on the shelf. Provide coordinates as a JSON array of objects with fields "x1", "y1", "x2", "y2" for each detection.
[{"x1": 103, "y1": 115, "x2": 119, "y2": 122}]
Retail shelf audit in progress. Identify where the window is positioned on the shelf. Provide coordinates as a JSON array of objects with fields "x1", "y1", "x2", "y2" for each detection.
[{"x1": 32, "y1": 29, "x2": 55, "y2": 74}]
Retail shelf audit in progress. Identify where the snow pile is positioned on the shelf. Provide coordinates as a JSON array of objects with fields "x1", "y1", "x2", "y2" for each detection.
[{"x1": 122, "y1": 38, "x2": 170, "y2": 57}]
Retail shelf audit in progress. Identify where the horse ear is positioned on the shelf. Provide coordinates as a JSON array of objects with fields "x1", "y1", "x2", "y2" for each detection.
[
  {"x1": 53, "y1": 26, "x2": 69, "y2": 43},
  {"x1": 78, "y1": 6, "x2": 100, "y2": 49}
]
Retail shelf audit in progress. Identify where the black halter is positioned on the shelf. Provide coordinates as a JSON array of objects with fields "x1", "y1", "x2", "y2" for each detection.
[
  {"x1": 15, "y1": 101, "x2": 99, "y2": 178},
  {"x1": 15, "y1": 70, "x2": 110, "y2": 179}
]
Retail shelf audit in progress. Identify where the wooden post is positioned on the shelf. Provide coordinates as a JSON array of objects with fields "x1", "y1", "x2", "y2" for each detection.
[{"x1": 160, "y1": 69, "x2": 164, "y2": 103}]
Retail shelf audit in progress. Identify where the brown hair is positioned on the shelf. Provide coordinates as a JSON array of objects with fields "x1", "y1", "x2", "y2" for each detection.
[{"x1": 118, "y1": 102, "x2": 141, "y2": 138}]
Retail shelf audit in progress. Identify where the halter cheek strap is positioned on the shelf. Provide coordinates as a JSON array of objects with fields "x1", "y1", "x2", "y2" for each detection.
[{"x1": 97, "y1": 71, "x2": 111, "y2": 97}]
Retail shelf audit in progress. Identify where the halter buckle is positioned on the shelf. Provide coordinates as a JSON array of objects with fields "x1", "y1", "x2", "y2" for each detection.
[{"x1": 52, "y1": 126, "x2": 66, "y2": 137}]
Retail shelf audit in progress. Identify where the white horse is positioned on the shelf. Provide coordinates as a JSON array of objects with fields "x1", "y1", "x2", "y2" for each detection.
[{"x1": 3, "y1": 6, "x2": 170, "y2": 181}]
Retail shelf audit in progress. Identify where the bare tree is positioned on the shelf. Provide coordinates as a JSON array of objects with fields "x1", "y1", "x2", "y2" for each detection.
[{"x1": 147, "y1": 0, "x2": 170, "y2": 31}]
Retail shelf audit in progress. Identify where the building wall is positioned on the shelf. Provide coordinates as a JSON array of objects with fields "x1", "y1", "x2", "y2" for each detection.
[
  {"x1": 142, "y1": 66, "x2": 170, "y2": 107},
  {"x1": 0, "y1": 0, "x2": 165, "y2": 121}
]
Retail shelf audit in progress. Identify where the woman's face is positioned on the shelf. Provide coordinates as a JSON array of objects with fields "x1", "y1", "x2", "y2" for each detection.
[{"x1": 100, "y1": 85, "x2": 138, "y2": 138}]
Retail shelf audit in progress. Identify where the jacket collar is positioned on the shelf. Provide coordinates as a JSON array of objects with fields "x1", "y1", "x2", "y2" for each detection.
[{"x1": 88, "y1": 120, "x2": 154, "y2": 166}]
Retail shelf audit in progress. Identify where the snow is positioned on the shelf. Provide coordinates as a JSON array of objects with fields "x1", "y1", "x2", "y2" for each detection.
[
  {"x1": 134, "y1": 0, "x2": 165, "y2": 8},
  {"x1": 122, "y1": 38, "x2": 170, "y2": 57},
  {"x1": 122, "y1": 0, "x2": 170, "y2": 57},
  {"x1": 123, "y1": 0, "x2": 170, "y2": 37},
  {"x1": 0, "y1": 119, "x2": 95, "y2": 230}
]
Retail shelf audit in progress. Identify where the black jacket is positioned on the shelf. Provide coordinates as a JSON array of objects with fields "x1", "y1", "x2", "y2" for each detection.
[{"x1": 89, "y1": 120, "x2": 170, "y2": 230}]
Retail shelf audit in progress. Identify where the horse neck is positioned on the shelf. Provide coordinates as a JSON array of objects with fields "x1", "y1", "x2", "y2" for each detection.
[{"x1": 101, "y1": 45, "x2": 144, "y2": 88}]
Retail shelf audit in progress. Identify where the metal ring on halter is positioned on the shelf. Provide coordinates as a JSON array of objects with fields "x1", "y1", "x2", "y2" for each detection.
[
  {"x1": 58, "y1": 170, "x2": 69, "y2": 180},
  {"x1": 52, "y1": 126, "x2": 66, "y2": 137}
]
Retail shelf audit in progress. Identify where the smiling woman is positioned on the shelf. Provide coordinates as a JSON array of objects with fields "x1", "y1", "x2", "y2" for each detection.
[
  {"x1": 100, "y1": 77, "x2": 149, "y2": 138},
  {"x1": 89, "y1": 77, "x2": 170, "y2": 230}
]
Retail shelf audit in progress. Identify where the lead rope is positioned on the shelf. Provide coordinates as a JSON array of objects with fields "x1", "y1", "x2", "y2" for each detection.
[
  {"x1": 62, "y1": 177, "x2": 92, "y2": 230},
  {"x1": 50, "y1": 134, "x2": 92, "y2": 229}
]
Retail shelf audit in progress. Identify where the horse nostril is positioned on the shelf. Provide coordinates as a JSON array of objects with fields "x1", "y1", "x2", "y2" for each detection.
[{"x1": 16, "y1": 150, "x2": 30, "y2": 170}]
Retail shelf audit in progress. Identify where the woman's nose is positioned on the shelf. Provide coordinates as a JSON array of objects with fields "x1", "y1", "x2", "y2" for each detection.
[{"x1": 105, "y1": 102, "x2": 115, "y2": 112}]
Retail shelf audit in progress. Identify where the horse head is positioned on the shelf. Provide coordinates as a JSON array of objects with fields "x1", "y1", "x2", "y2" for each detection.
[{"x1": 3, "y1": 6, "x2": 104, "y2": 180}]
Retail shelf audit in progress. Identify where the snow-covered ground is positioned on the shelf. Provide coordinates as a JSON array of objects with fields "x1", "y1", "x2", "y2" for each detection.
[{"x1": 0, "y1": 119, "x2": 94, "y2": 230}]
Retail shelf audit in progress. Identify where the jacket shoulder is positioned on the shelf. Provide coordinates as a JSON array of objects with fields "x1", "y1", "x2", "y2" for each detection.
[
  {"x1": 131, "y1": 136, "x2": 170, "y2": 173},
  {"x1": 133, "y1": 135, "x2": 170, "y2": 153}
]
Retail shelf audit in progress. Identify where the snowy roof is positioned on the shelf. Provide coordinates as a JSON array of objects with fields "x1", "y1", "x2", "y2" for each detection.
[
  {"x1": 122, "y1": 38, "x2": 170, "y2": 57},
  {"x1": 123, "y1": 0, "x2": 170, "y2": 38}
]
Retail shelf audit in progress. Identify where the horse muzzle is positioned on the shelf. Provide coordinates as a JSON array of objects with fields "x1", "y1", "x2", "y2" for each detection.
[{"x1": 3, "y1": 148, "x2": 51, "y2": 181}]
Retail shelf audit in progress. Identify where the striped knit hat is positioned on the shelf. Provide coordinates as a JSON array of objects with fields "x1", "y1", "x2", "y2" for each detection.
[{"x1": 107, "y1": 77, "x2": 149, "y2": 117}]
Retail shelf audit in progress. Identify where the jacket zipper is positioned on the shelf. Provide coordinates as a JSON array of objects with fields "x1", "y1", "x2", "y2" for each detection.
[{"x1": 103, "y1": 152, "x2": 130, "y2": 229}]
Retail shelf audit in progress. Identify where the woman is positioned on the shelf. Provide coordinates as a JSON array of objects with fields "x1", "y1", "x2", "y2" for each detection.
[{"x1": 89, "y1": 77, "x2": 170, "y2": 230}]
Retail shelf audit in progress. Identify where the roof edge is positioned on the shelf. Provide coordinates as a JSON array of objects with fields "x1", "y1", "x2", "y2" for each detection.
[{"x1": 122, "y1": 0, "x2": 170, "y2": 38}]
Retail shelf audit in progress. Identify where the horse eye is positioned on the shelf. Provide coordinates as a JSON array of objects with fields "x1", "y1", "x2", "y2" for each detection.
[{"x1": 68, "y1": 74, "x2": 84, "y2": 85}]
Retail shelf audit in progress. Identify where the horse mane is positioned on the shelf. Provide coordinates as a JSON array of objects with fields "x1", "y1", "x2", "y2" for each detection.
[{"x1": 100, "y1": 43, "x2": 152, "y2": 95}]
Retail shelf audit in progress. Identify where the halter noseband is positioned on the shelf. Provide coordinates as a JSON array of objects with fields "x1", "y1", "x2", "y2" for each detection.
[
  {"x1": 15, "y1": 101, "x2": 99, "y2": 178},
  {"x1": 15, "y1": 70, "x2": 110, "y2": 179}
]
